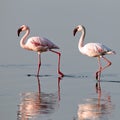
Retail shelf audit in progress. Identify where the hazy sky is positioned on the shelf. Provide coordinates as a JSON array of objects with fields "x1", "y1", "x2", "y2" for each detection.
[{"x1": 1, "y1": 0, "x2": 120, "y2": 71}]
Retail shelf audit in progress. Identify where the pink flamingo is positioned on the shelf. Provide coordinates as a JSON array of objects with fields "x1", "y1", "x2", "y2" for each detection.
[
  {"x1": 73, "y1": 25, "x2": 116, "y2": 80},
  {"x1": 17, "y1": 25, "x2": 64, "y2": 77}
]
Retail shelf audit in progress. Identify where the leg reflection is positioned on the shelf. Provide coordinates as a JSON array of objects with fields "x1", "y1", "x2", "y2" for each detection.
[
  {"x1": 77, "y1": 82, "x2": 114, "y2": 120},
  {"x1": 17, "y1": 76, "x2": 61, "y2": 120}
]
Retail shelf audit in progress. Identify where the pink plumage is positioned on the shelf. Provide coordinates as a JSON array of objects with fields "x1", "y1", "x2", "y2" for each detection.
[
  {"x1": 17, "y1": 25, "x2": 64, "y2": 77},
  {"x1": 73, "y1": 25, "x2": 116, "y2": 80}
]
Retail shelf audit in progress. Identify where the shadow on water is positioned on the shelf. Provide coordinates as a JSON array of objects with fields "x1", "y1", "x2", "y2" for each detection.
[
  {"x1": 27, "y1": 73, "x2": 88, "y2": 79},
  {"x1": 101, "y1": 80, "x2": 120, "y2": 83},
  {"x1": 64, "y1": 74, "x2": 88, "y2": 78},
  {"x1": 27, "y1": 72, "x2": 120, "y2": 84},
  {"x1": 17, "y1": 76, "x2": 61, "y2": 120},
  {"x1": 63, "y1": 72, "x2": 119, "y2": 80},
  {"x1": 99, "y1": 73, "x2": 120, "y2": 83},
  {"x1": 27, "y1": 74, "x2": 53, "y2": 77},
  {"x1": 77, "y1": 81, "x2": 115, "y2": 120}
]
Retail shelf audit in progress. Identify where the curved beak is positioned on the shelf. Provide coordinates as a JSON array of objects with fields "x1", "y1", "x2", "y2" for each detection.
[
  {"x1": 73, "y1": 27, "x2": 78, "y2": 36},
  {"x1": 17, "y1": 28, "x2": 22, "y2": 37}
]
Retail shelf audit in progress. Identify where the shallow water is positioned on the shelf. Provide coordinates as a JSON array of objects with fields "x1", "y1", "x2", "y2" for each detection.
[{"x1": 0, "y1": 64, "x2": 120, "y2": 120}]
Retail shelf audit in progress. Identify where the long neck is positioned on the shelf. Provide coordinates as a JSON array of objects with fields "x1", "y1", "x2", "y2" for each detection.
[
  {"x1": 78, "y1": 27, "x2": 86, "y2": 49},
  {"x1": 20, "y1": 28, "x2": 30, "y2": 49}
]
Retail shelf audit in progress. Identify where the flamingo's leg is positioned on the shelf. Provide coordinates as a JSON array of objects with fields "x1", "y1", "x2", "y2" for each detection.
[
  {"x1": 96, "y1": 56, "x2": 112, "y2": 80},
  {"x1": 98, "y1": 56, "x2": 112, "y2": 73},
  {"x1": 37, "y1": 53, "x2": 41, "y2": 76},
  {"x1": 96, "y1": 57, "x2": 102, "y2": 80},
  {"x1": 49, "y1": 49, "x2": 64, "y2": 77},
  {"x1": 101, "y1": 56, "x2": 112, "y2": 72}
]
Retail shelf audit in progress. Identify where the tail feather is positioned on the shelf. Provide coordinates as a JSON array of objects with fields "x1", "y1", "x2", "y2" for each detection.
[{"x1": 107, "y1": 50, "x2": 116, "y2": 55}]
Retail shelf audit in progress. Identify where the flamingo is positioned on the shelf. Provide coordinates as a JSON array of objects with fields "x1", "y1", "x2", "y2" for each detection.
[
  {"x1": 17, "y1": 25, "x2": 64, "y2": 77},
  {"x1": 73, "y1": 25, "x2": 116, "y2": 80}
]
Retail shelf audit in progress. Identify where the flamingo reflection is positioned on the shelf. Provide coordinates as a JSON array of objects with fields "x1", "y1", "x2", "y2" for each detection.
[
  {"x1": 17, "y1": 76, "x2": 61, "y2": 120},
  {"x1": 77, "y1": 81, "x2": 114, "y2": 120}
]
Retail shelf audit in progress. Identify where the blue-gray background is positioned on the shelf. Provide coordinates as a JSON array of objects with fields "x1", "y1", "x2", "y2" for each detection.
[{"x1": 0, "y1": 0, "x2": 120, "y2": 120}]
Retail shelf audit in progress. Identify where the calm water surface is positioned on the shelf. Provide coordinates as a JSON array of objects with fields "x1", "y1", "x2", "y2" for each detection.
[{"x1": 0, "y1": 64, "x2": 120, "y2": 120}]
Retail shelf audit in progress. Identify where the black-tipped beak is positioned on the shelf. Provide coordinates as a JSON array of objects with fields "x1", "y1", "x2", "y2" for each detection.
[
  {"x1": 17, "y1": 28, "x2": 22, "y2": 37},
  {"x1": 73, "y1": 27, "x2": 78, "y2": 36}
]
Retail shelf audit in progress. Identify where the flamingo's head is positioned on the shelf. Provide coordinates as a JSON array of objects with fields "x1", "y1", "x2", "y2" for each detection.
[
  {"x1": 17, "y1": 25, "x2": 29, "y2": 36},
  {"x1": 73, "y1": 25, "x2": 85, "y2": 36}
]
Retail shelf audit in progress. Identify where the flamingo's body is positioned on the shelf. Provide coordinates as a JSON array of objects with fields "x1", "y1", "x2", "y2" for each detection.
[
  {"x1": 17, "y1": 25, "x2": 64, "y2": 77},
  {"x1": 73, "y1": 25, "x2": 115, "y2": 79}
]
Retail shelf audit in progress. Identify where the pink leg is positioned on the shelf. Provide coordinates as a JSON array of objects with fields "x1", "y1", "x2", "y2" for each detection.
[
  {"x1": 37, "y1": 53, "x2": 41, "y2": 76},
  {"x1": 96, "y1": 57, "x2": 102, "y2": 80},
  {"x1": 101, "y1": 56, "x2": 112, "y2": 72},
  {"x1": 96, "y1": 56, "x2": 112, "y2": 80},
  {"x1": 50, "y1": 50, "x2": 64, "y2": 77}
]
